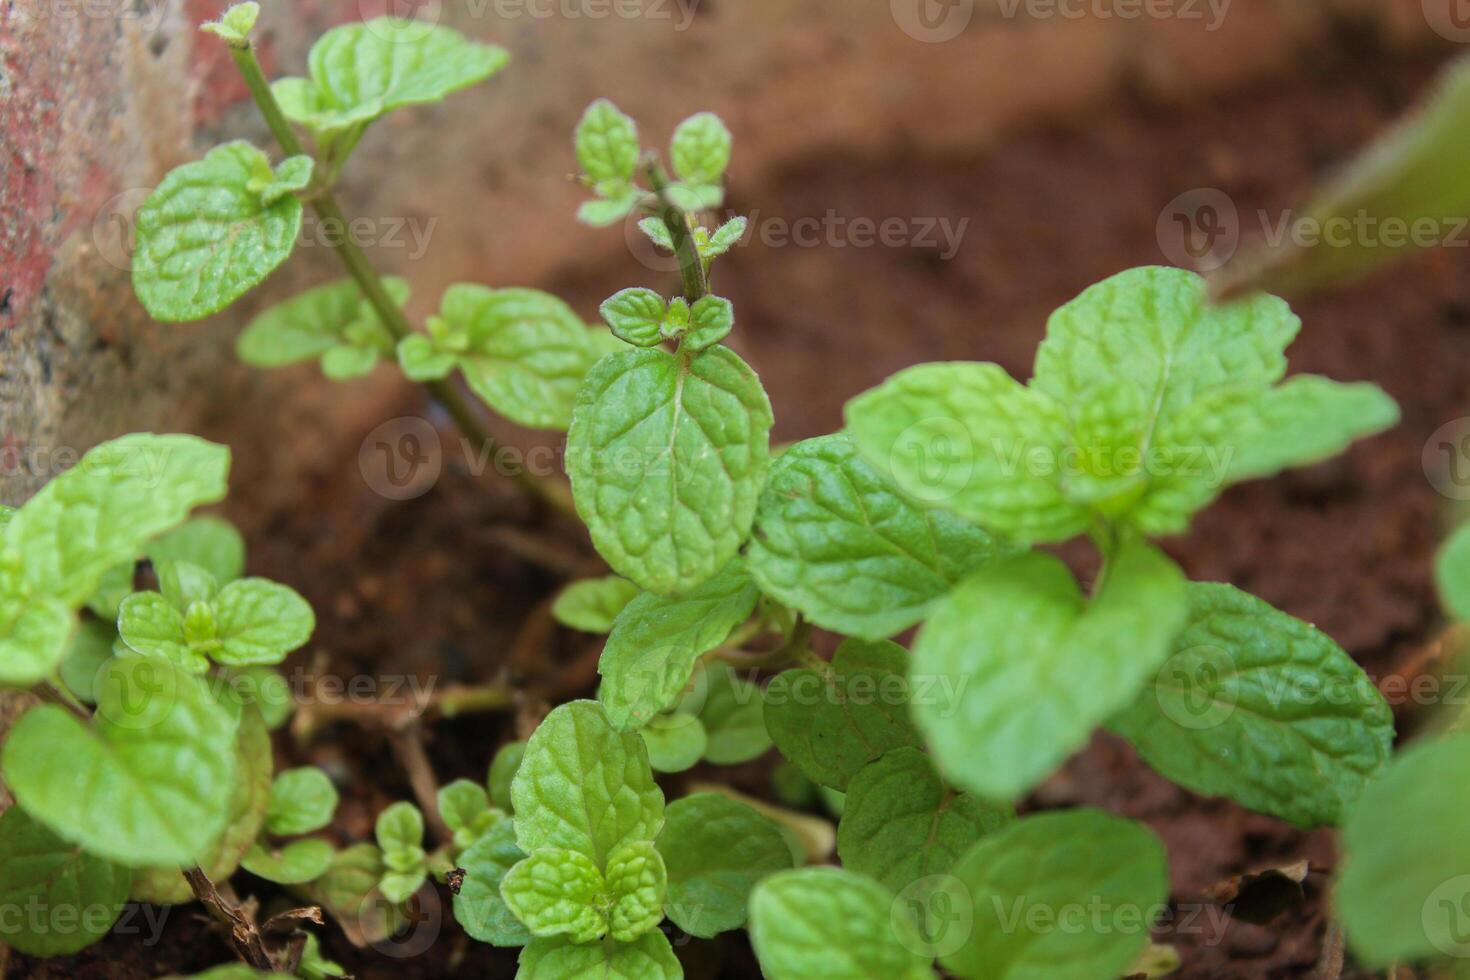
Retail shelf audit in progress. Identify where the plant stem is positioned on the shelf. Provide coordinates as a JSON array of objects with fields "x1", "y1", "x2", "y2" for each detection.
[
  {"x1": 183, "y1": 866, "x2": 275, "y2": 970},
  {"x1": 387, "y1": 722, "x2": 454, "y2": 847},
  {"x1": 228, "y1": 42, "x2": 575, "y2": 518},
  {"x1": 37, "y1": 677, "x2": 89, "y2": 719},
  {"x1": 642, "y1": 159, "x2": 708, "y2": 302},
  {"x1": 290, "y1": 680, "x2": 517, "y2": 742}
]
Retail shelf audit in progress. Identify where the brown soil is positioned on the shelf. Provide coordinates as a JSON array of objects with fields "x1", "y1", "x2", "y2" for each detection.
[{"x1": 11, "y1": 28, "x2": 1468, "y2": 980}]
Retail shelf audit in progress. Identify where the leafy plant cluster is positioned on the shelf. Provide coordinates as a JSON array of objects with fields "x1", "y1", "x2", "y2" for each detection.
[{"x1": 2, "y1": 2, "x2": 1459, "y2": 977}]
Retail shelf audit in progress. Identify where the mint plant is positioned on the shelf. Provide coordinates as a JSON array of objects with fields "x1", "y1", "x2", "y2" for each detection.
[{"x1": 0, "y1": 3, "x2": 1417, "y2": 976}]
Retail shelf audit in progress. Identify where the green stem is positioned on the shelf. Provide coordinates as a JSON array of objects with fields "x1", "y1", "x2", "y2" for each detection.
[
  {"x1": 228, "y1": 42, "x2": 576, "y2": 518},
  {"x1": 643, "y1": 159, "x2": 708, "y2": 302}
]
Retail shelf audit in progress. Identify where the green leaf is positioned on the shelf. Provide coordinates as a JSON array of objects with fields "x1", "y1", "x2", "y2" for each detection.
[
  {"x1": 6, "y1": 434, "x2": 230, "y2": 606},
  {"x1": 225, "y1": 666, "x2": 293, "y2": 730},
  {"x1": 640, "y1": 714, "x2": 707, "y2": 773},
  {"x1": 656, "y1": 793, "x2": 793, "y2": 938},
  {"x1": 567, "y1": 345, "x2": 773, "y2": 595},
  {"x1": 914, "y1": 543, "x2": 1187, "y2": 801},
  {"x1": 1438, "y1": 523, "x2": 1470, "y2": 621},
  {"x1": 439, "y1": 779, "x2": 500, "y2": 851},
  {"x1": 598, "y1": 561, "x2": 760, "y2": 730},
  {"x1": 396, "y1": 334, "x2": 457, "y2": 382},
  {"x1": 86, "y1": 562, "x2": 135, "y2": 621},
  {"x1": 750, "y1": 867, "x2": 931, "y2": 980},
  {"x1": 453, "y1": 820, "x2": 531, "y2": 947},
  {"x1": 1337, "y1": 732, "x2": 1470, "y2": 965},
  {"x1": 576, "y1": 99, "x2": 640, "y2": 187},
  {"x1": 551, "y1": 575, "x2": 641, "y2": 634},
  {"x1": 577, "y1": 193, "x2": 641, "y2": 228},
  {"x1": 517, "y1": 930, "x2": 682, "y2": 979},
  {"x1": 250, "y1": 155, "x2": 313, "y2": 206},
  {"x1": 57, "y1": 618, "x2": 115, "y2": 704},
  {"x1": 274, "y1": 19, "x2": 507, "y2": 138},
  {"x1": 240, "y1": 837, "x2": 335, "y2": 885},
  {"x1": 0, "y1": 806, "x2": 131, "y2": 956},
  {"x1": 297, "y1": 933, "x2": 346, "y2": 980},
  {"x1": 267, "y1": 766, "x2": 339, "y2": 837},
  {"x1": 299, "y1": 843, "x2": 405, "y2": 947},
  {"x1": 0, "y1": 576, "x2": 74, "y2": 688},
  {"x1": 488, "y1": 740, "x2": 526, "y2": 813},
  {"x1": 149, "y1": 517, "x2": 245, "y2": 586},
  {"x1": 237, "y1": 277, "x2": 409, "y2": 371},
  {"x1": 845, "y1": 361, "x2": 1085, "y2": 541},
  {"x1": 684, "y1": 295, "x2": 734, "y2": 351},
  {"x1": 601, "y1": 288, "x2": 668, "y2": 348},
  {"x1": 764, "y1": 638, "x2": 922, "y2": 791},
  {"x1": 704, "y1": 217, "x2": 747, "y2": 258},
  {"x1": 698, "y1": 664, "x2": 770, "y2": 765},
  {"x1": 2, "y1": 657, "x2": 236, "y2": 867},
  {"x1": 943, "y1": 810, "x2": 1168, "y2": 980},
  {"x1": 501, "y1": 848, "x2": 608, "y2": 943},
  {"x1": 1109, "y1": 583, "x2": 1393, "y2": 828},
  {"x1": 665, "y1": 181, "x2": 724, "y2": 213},
  {"x1": 638, "y1": 217, "x2": 675, "y2": 251},
  {"x1": 211, "y1": 578, "x2": 315, "y2": 667},
  {"x1": 749, "y1": 434, "x2": 1010, "y2": 641},
  {"x1": 671, "y1": 113, "x2": 732, "y2": 186},
  {"x1": 201, "y1": 2, "x2": 259, "y2": 44},
  {"x1": 132, "y1": 143, "x2": 308, "y2": 321},
  {"x1": 117, "y1": 590, "x2": 200, "y2": 672},
  {"x1": 376, "y1": 801, "x2": 424, "y2": 853},
  {"x1": 511, "y1": 701, "x2": 664, "y2": 866},
  {"x1": 838, "y1": 747, "x2": 1014, "y2": 901},
  {"x1": 156, "y1": 559, "x2": 220, "y2": 610},
  {"x1": 320, "y1": 344, "x2": 379, "y2": 380},
  {"x1": 605, "y1": 840, "x2": 667, "y2": 941},
  {"x1": 429, "y1": 285, "x2": 616, "y2": 431},
  {"x1": 131, "y1": 706, "x2": 273, "y2": 905}
]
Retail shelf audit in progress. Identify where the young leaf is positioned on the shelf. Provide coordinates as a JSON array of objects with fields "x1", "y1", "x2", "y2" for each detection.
[
  {"x1": 845, "y1": 360, "x2": 1086, "y2": 541},
  {"x1": 748, "y1": 434, "x2": 1010, "y2": 641},
  {"x1": 517, "y1": 930, "x2": 681, "y2": 979},
  {"x1": 567, "y1": 345, "x2": 773, "y2": 595},
  {"x1": 942, "y1": 810, "x2": 1168, "y2": 980},
  {"x1": 117, "y1": 590, "x2": 199, "y2": 672},
  {"x1": 0, "y1": 806, "x2": 131, "y2": 956},
  {"x1": 429, "y1": 285, "x2": 618, "y2": 431},
  {"x1": 0, "y1": 576, "x2": 74, "y2": 689},
  {"x1": 299, "y1": 843, "x2": 406, "y2": 947},
  {"x1": 297, "y1": 932, "x2": 346, "y2": 980},
  {"x1": 764, "y1": 638, "x2": 922, "y2": 791},
  {"x1": 396, "y1": 334, "x2": 457, "y2": 382},
  {"x1": 488, "y1": 740, "x2": 526, "y2": 813},
  {"x1": 376, "y1": 801, "x2": 424, "y2": 853},
  {"x1": 577, "y1": 193, "x2": 642, "y2": 228},
  {"x1": 1109, "y1": 583, "x2": 1393, "y2": 829},
  {"x1": 57, "y1": 618, "x2": 115, "y2": 705},
  {"x1": 704, "y1": 217, "x2": 748, "y2": 258},
  {"x1": 1439, "y1": 522, "x2": 1470, "y2": 621},
  {"x1": 241, "y1": 837, "x2": 336, "y2": 885},
  {"x1": 640, "y1": 714, "x2": 707, "y2": 773},
  {"x1": 273, "y1": 19, "x2": 508, "y2": 138},
  {"x1": 133, "y1": 143, "x2": 310, "y2": 321},
  {"x1": 2, "y1": 657, "x2": 236, "y2": 866},
  {"x1": 453, "y1": 820, "x2": 532, "y2": 947},
  {"x1": 638, "y1": 217, "x2": 675, "y2": 251},
  {"x1": 656, "y1": 793, "x2": 793, "y2": 938},
  {"x1": 132, "y1": 707, "x2": 273, "y2": 905},
  {"x1": 601, "y1": 288, "x2": 669, "y2": 347},
  {"x1": 698, "y1": 664, "x2": 771, "y2": 765},
  {"x1": 913, "y1": 543, "x2": 1186, "y2": 801},
  {"x1": 211, "y1": 578, "x2": 315, "y2": 666},
  {"x1": 837, "y1": 748, "x2": 1013, "y2": 901},
  {"x1": 598, "y1": 561, "x2": 760, "y2": 730},
  {"x1": 376, "y1": 801, "x2": 428, "y2": 903},
  {"x1": 6, "y1": 434, "x2": 230, "y2": 606},
  {"x1": 157, "y1": 559, "x2": 220, "y2": 610},
  {"x1": 200, "y1": 1, "x2": 259, "y2": 45},
  {"x1": 604, "y1": 840, "x2": 667, "y2": 941},
  {"x1": 1337, "y1": 732, "x2": 1470, "y2": 965},
  {"x1": 684, "y1": 295, "x2": 734, "y2": 351},
  {"x1": 439, "y1": 779, "x2": 499, "y2": 851},
  {"x1": 511, "y1": 701, "x2": 664, "y2": 866},
  {"x1": 552, "y1": 575, "x2": 641, "y2": 633},
  {"x1": 749, "y1": 867, "x2": 932, "y2": 980},
  {"x1": 671, "y1": 113, "x2": 733, "y2": 186},
  {"x1": 267, "y1": 767, "x2": 339, "y2": 837},
  {"x1": 237, "y1": 277, "x2": 410, "y2": 372},
  {"x1": 500, "y1": 848, "x2": 608, "y2": 943},
  {"x1": 576, "y1": 99, "x2": 641, "y2": 187}
]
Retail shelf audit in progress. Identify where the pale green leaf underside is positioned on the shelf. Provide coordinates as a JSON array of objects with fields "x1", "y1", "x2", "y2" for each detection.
[
  {"x1": 598, "y1": 561, "x2": 760, "y2": 730},
  {"x1": 1438, "y1": 522, "x2": 1470, "y2": 621},
  {"x1": 749, "y1": 433, "x2": 1010, "y2": 640},
  {"x1": 1109, "y1": 582, "x2": 1392, "y2": 829},
  {"x1": 552, "y1": 575, "x2": 641, "y2": 633},
  {"x1": 656, "y1": 793, "x2": 793, "y2": 938},
  {"x1": 237, "y1": 277, "x2": 409, "y2": 370},
  {"x1": 133, "y1": 142, "x2": 306, "y2": 322},
  {"x1": 2, "y1": 657, "x2": 236, "y2": 867},
  {"x1": 764, "y1": 638, "x2": 922, "y2": 791},
  {"x1": 6, "y1": 434, "x2": 230, "y2": 606},
  {"x1": 698, "y1": 663, "x2": 770, "y2": 765},
  {"x1": 517, "y1": 930, "x2": 681, "y2": 980},
  {"x1": 0, "y1": 806, "x2": 131, "y2": 956},
  {"x1": 241, "y1": 837, "x2": 336, "y2": 885},
  {"x1": 913, "y1": 543, "x2": 1186, "y2": 801},
  {"x1": 749, "y1": 867, "x2": 931, "y2": 980},
  {"x1": 511, "y1": 701, "x2": 664, "y2": 866},
  {"x1": 567, "y1": 345, "x2": 773, "y2": 596},
  {"x1": 943, "y1": 810, "x2": 1168, "y2": 980},
  {"x1": 453, "y1": 821, "x2": 531, "y2": 947},
  {"x1": 641, "y1": 715, "x2": 707, "y2": 773},
  {"x1": 148, "y1": 517, "x2": 246, "y2": 585}
]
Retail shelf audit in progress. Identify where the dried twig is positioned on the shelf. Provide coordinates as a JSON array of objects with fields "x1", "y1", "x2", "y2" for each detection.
[
  {"x1": 388, "y1": 721, "x2": 454, "y2": 846},
  {"x1": 183, "y1": 867, "x2": 274, "y2": 970}
]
